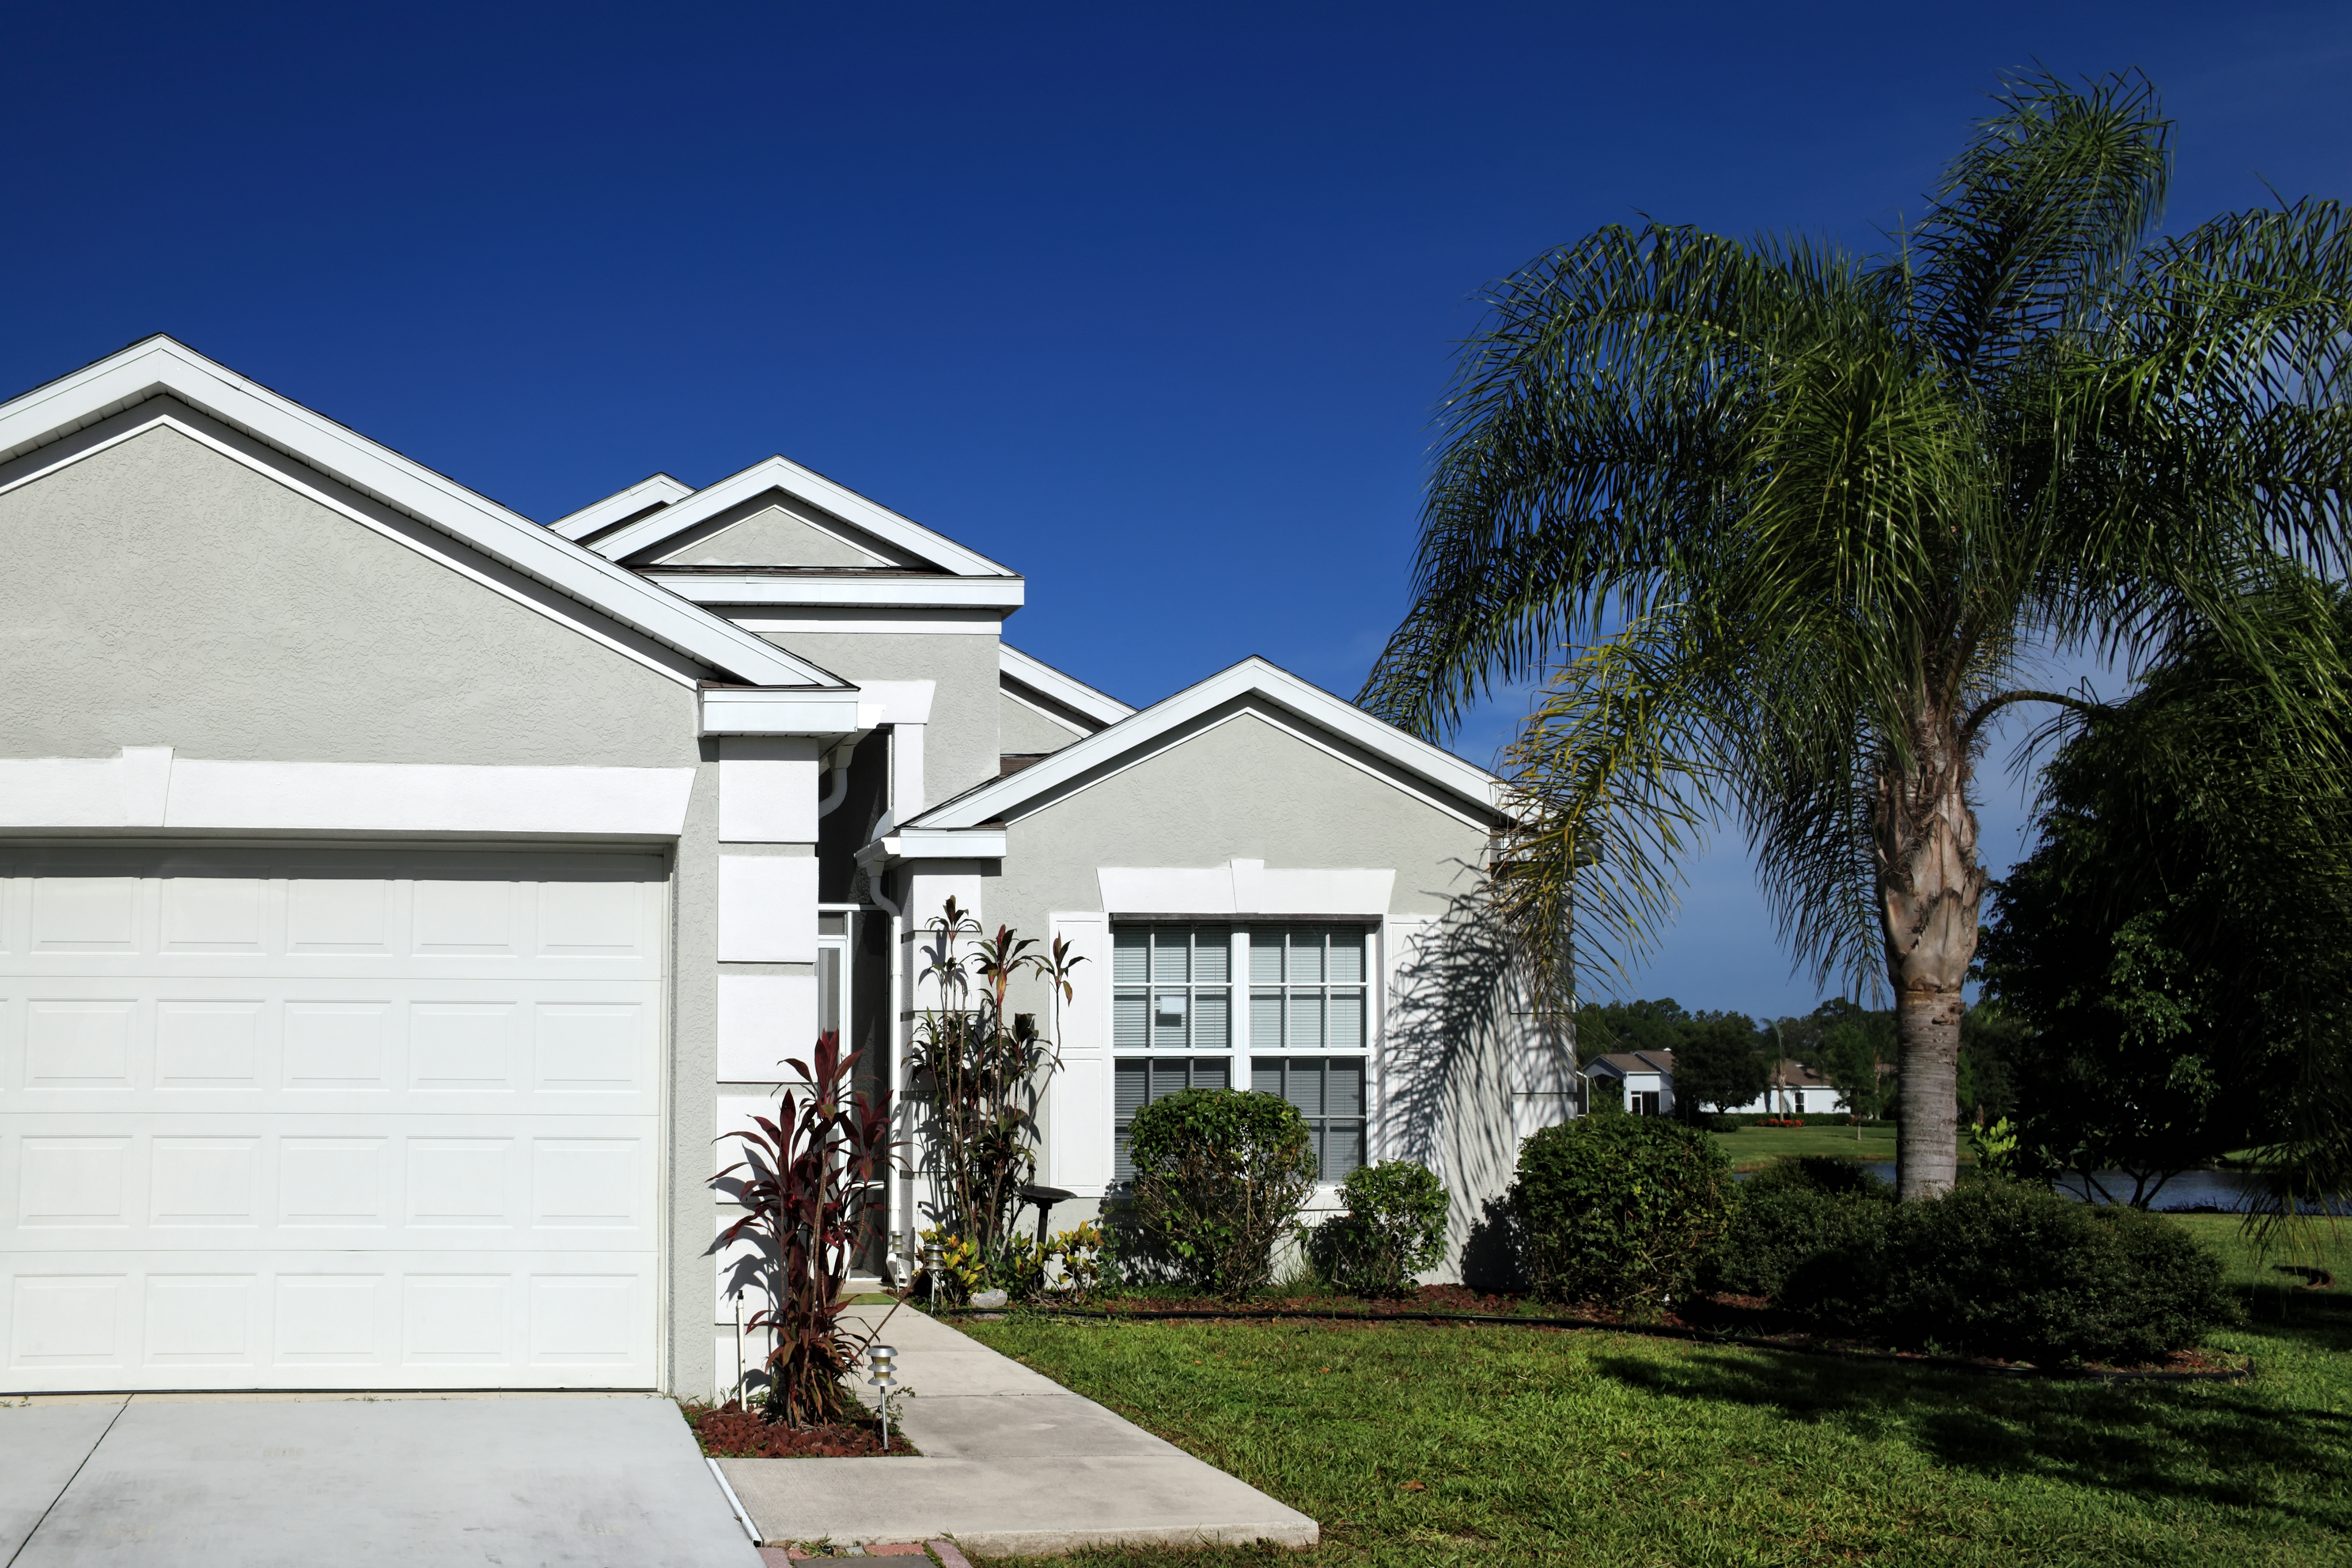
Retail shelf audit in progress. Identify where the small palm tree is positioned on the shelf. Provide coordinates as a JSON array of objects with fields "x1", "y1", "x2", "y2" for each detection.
[{"x1": 1362, "y1": 71, "x2": 2352, "y2": 1198}]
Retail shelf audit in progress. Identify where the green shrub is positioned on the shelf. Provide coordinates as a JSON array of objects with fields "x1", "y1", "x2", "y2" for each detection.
[
  {"x1": 1311, "y1": 1161, "x2": 1450, "y2": 1296},
  {"x1": 1511, "y1": 1117, "x2": 1734, "y2": 1310},
  {"x1": 1124, "y1": 1088, "x2": 1318, "y2": 1297},
  {"x1": 1785, "y1": 1181, "x2": 2236, "y2": 1364},
  {"x1": 1708, "y1": 1158, "x2": 1894, "y2": 1299}
]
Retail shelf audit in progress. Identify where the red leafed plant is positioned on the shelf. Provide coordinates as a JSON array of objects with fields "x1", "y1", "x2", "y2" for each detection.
[{"x1": 709, "y1": 1030, "x2": 898, "y2": 1427}]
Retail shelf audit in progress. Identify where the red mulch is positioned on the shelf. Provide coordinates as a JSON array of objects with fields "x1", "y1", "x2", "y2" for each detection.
[
  {"x1": 687, "y1": 1400, "x2": 919, "y2": 1457},
  {"x1": 1063, "y1": 1285, "x2": 2251, "y2": 1378}
]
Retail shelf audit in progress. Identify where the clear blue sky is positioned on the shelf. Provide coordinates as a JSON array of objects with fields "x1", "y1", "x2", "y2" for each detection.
[{"x1": 5, "y1": 2, "x2": 2344, "y2": 1018}]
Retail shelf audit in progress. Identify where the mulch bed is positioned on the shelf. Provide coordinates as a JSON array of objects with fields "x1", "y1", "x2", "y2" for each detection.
[
  {"x1": 973, "y1": 1285, "x2": 2253, "y2": 1383},
  {"x1": 686, "y1": 1400, "x2": 920, "y2": 1458}
]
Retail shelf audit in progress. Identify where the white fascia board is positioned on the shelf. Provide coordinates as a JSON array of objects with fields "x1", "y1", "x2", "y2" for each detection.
[
  {"x1": 1098, "y1": 861, "x2": 1395, "y2": 917},
  {"x1": 907, "y1": 657, "x2": 1505, "y2": 830},
  {"x1": 584, "y1": 453, "x2": 1015, "y2": 577},
  {"x1": 0, "y1": 338, "x2": 840, "y2": 691},
  {"x1": 550, "y1": 473, "x2": 694, "y2": 540},
  {"x1": 852, "y1": 680, "x2": 935, "y2": 726},
  {"x1": 0, "y1": 749, "x2": 695, "y2": 836},
  {"x1": 699, "y1": 687, "x2": 870, "y2": 737},
  {"x1": 1000, "y1": 645, "x2": 1134, "y2": 726},
  {"x1": 872, "y1": 828, "x2": 1008, "y2": 860},
  {"x1": 645, "y1": 572, "x2": 1026, "y2": 610}
]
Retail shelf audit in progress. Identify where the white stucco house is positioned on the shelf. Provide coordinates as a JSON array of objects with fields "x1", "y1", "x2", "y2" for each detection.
[
  {"x1": 1722, "y1": 1059, "x2": 1845, "y2": 1117},
  {"x1": 0, "y1": 337, "x2": 1564, "y2": 1398},
  {"x1": 1583, "y1": 1051, "x2": 1674, "y2": 1117}
]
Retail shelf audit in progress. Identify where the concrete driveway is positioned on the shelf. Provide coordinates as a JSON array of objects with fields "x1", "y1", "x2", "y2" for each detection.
[{"x1": 0, "y1": 1395, "x2": 761, "y2": 1568}]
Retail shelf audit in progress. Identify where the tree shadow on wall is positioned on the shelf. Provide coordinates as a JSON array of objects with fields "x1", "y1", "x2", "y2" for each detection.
[{"x1": 1381, "y1": 871, "x2": 1572, "y2": 1292}]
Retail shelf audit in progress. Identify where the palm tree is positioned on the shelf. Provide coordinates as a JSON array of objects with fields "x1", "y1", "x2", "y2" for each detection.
[{"x1": 1360, "y1": 71, "x2": 2352, "y2": 1199}]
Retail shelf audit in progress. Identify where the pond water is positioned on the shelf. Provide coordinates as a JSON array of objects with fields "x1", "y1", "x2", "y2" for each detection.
[{"x1": 1753, "y1": 1161, "x2": 2344, "y2": 1213}]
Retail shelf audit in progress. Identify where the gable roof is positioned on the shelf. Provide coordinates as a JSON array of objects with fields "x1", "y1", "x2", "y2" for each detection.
[
  {"x1": 578, "y1": 453, "x2": 1018, "y2": 579},
  {"x1": 0, "y1": 337, "x2": 844, "y2": 691},
  {"x1": 1000, "y1": 644, "x2": 1133, "y2": 729},
  {"x1": 1588, "y1": 1050, "x2": 1676, "y2": 1078},
  {"x1": 906, "y1": 656, "x2": 1504, "y2": 832},
  {"x1": 550, "y1": 473, "x2": 693, "y2": 541}
]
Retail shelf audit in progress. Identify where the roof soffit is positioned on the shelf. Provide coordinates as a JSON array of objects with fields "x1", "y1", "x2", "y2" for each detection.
[{"x1": 0, "y1": 337, "x2": 846, "y2": 691}]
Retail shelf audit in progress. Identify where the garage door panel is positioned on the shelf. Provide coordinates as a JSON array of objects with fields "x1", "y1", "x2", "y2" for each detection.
[
  {"x1": 0, "y1": 982, "x2": 659, "y2": 1111},
  {"x1": 4, "y1": 1120, "x2": 655, "y2": 1251},
  {"x1": 0, "y1": 849, "x2": 664, "y2": 1392},
  {"x1": 0, "y1": 1255, "x2": 659, "y2": 1389}
]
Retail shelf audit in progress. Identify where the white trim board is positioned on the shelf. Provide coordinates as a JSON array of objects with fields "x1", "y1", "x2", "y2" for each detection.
[
  {"x1": 1098, "y1": 861, "x2": 1396, "y2": 917},
  {"x1": 0, "y1": 337, "x2": 847, "y2": 692},
  {"x1": 907, "y1": 657, "x2": 1506, "y2": 832},
  {"x1": 0, "y1": 749, "x2": 696, "y2": 837},
  {"x1": 725, "y1": 611, "x2": 1006, "y2": 637},
  {"x1": 582, "y1": 453, "x2": 1017, "y2": 579},
  {"x1": 644, "y1": 573, "x2": 1026, "y2": 611},
  {"x1": 1000, "y1": 645, "x2": 1133, "y2": 727},
  {"x1": 550, "y1": 473, "x2": 693, "y2": 541}
]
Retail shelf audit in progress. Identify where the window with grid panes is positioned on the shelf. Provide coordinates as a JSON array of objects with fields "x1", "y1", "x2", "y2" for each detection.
[
  {"x1": 1250, "y1": 1056, "x2": 1366, "y2": 1181},
  {"x1": 1112, "y1": 927, "x2": 1234, "y2": 1181},
  {"x1": 1247, "y1": 926, "x2": 1370, "y2": 1181},
  {"x1": 1112, "y1": 1056, "x2": 1231, "y2": 1180},
  {"x1": 1113, "y1": 927, "x2": 1230, "y2": 1053}
]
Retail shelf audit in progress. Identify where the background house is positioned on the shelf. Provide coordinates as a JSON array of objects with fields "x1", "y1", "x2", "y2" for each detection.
[
  {"x1": 1583, "y1": 1051, "x2": 1675, "y2": 1117},
  {"x1": 1722, "y1": 1058, "x2": 1846, "y2": 1117}
]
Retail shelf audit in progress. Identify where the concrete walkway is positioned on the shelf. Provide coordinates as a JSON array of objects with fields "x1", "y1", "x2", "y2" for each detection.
[
  {"x1": 717, "y1": 1305, "x2": 1318, "y2": 1557},
  {"x1": 0, "y1": 1393, "x2": 760, "y2": 1567}
]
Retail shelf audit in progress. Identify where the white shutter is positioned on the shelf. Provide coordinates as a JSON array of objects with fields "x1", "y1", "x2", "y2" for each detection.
[{"x1": 1047, "y1": 913, "x2": 1114, "y2": 1192}]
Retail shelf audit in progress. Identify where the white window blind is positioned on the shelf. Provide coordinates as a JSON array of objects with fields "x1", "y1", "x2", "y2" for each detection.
[
  {"x1": 1114, "y1": 926, "x2": 1230, "y2": 1053},
  {"x1": 1247, "y1": 927, "x2": 1366, "y2": 1052},
  {"x1": 1112, "y1": 1056, "x2": 1231, "y2": 1181},
  {"x1": 1251, "y1": 1055, "x2": 1366, "y2": 1180}
]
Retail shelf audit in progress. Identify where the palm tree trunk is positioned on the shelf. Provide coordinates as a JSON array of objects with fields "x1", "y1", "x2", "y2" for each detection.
[{"x1": 1875, "y1": 715, "x2": 1987, "y2": 1201}]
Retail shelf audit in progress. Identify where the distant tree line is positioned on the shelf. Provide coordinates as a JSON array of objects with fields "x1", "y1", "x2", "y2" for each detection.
[{"x1": 1575, "y1": 994, "x2": 2028, "y2": 1132}]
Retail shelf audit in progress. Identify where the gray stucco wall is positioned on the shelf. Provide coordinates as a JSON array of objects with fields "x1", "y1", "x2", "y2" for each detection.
[
  {"x1": 985, "y1": 703, "x2": 1492, "y2": 944},
  {"x1": 757, "y1": 630, "x2": 1002, "y2": 809},
  {"x1": 669, "y1": 747, "x2": 722, "y2": 1399},
  {"x1": 978, "y1": 700, "x2": 1527, "y2": 1281},
  {"x1": 999, "y1": 689, "x2": 1085, "y2": 755},
  {"x1": 0, "y1": 423, "x2": 725, "y2": 1391},
  {"x1": 653, "y1": 494, "x2": 924, "y2": 569},
  {"x1": 0, "y1": 426, "x2": 700, "y2": 767}
]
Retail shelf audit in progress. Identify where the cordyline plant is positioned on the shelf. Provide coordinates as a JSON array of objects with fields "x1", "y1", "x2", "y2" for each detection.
[
  {"x1": 1360, "y1": 69, "x2": 2352, "y2": 1200},
  {"x1": 710, "y1": 1030, "x2": 897, "y2": 1427},
  {"x1": 906, "y1": 898, "x2": 1083, "y2": 1266}
]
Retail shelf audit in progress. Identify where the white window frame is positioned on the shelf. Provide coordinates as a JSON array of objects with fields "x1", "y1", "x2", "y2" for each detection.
[{"x1": 1107, "y1": 919, "x2": 1379, "y2": 1188}]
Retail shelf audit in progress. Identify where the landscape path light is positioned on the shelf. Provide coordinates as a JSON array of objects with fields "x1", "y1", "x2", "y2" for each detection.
[{"x1": 865, "y1": 1342, "x2": 901, "y2": 1451}]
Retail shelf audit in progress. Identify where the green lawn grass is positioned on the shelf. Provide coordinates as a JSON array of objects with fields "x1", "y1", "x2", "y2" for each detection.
[
  {"x1": 961, "y1": 1221, "x2": 2352, "y2": 1566},
  {"x1": 1707, "y1": 1121, "x2": 1907, "y2": 1171}
]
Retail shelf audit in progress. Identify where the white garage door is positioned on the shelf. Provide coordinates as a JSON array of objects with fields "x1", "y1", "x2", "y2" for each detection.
[{"x1": 0, "y1": 846, "x2": 666, "y2": 1392}]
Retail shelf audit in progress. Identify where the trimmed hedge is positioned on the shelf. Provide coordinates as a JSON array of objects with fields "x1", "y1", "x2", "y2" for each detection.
[
  {"x1": 1766, "y1": 1178, "x2": 2236, "y2": 1365},
  {"x1": 1707, "y1": 1157, "x2": 1892, "y2": 1300},
  {"x1": 1512, "y1": 1117, "x2": 1734, "y2": 1310},
  {"x1": 1122, "y1": 1088, "x2": 1317, "y2": 1297}
]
